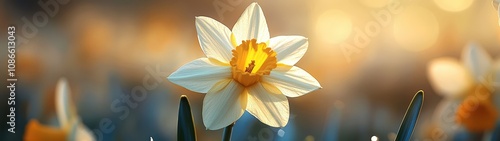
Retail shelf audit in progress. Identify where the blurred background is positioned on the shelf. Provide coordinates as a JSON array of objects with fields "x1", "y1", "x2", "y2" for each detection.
[{"x1": 1, "y1": 0, "x2": 500, "y2": 140}]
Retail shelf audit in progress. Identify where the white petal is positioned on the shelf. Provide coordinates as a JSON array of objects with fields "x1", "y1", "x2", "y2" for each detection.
[
  {"x1": 263, "y1": 66, "x2": 321, "y2": 97},
  {"x1": 496, "y1": 1, "x2": 500, "y2": 25},
  {"x1": 246, "y1": 82, "x2": 289, "y2": 127},
  {"x1": 427, "y1": 57, "x2": 474, "y2": 98},
  {"x1": 68, "y1": 120, "x2": 96, "y2": 141},
  {"x1": 462, "y1": 43, "x2": 493, "y2": 82},
  {"x1": 196, "y1": 16, "x2": 234, "y2": 63},
  {"x1": 269, "y1": 36, "x2": 308, "y2": 66},
  {"x1": 232, "y1": 2, "x2": 270, "y2": 43},
  {"x1": 495, "y1": 80, "x2": 500, "y2": 115},
  {"x1": 495, "y1": 58, "x2": 500, "y2": 89},
  {"x1": 168, "y1": 58, "x2": 231, "y2": 93},
  {"x1": 56, "y1": 78, "x2": 75, "y2": 129},
  {"x1": 203, "y1": 80, "x2": 247, "y2": 130},
  {"x1": 431, "y1": 99, "x2": 462, "y2": 132}
]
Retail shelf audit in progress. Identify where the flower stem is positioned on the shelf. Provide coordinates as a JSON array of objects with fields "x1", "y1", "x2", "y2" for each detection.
[{"x1": 222, "y1": 123, "x2": 234, "y2": 141}]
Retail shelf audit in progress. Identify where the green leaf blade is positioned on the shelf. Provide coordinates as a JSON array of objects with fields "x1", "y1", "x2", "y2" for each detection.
[
  {"x1": 178, "y1": 95, "x2": 197, "y2": 141},
  {"x1": 395, "y1": 90, "x2": 424, "y2": 141}
]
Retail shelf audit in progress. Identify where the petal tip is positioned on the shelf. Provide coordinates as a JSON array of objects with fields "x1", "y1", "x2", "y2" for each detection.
[
  {"x1": 250, "y1": 2, "x2": 259, "y2": 6},
  {"x1": 203, "y1": 123, "x2": 222, "y2": 130},
  {"x1": 166, "y1": 75, "x2": 176, "y2": 84},
  {"x1": 194, "y1": 16, "x2": 205, "y2": 21}
]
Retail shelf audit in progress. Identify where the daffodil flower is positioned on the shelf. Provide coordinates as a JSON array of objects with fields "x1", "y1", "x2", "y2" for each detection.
[
  {"x1": 24, "y1": 78, "x2": 95, "y2": 141},
  {"x1": 427, "y1": 43, "x2": 498, "y2": 132},
  {"x1": 168, "y1": 2, "x2": 321, "y2": 130}
]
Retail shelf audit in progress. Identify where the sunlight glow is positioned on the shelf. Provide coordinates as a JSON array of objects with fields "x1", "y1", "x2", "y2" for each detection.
[
  {"x1": 434, "y1": 0, "x2": 474, "y2": 12},
  {"x1": 360, "y1": 0, "x2": 391, "y2": 8},
  {"x1": 393, "y1": 6, "x2": 439, "y2": 52},
  {"x1": 316, "y1": 9, "x2": 353, "y2": 44}
]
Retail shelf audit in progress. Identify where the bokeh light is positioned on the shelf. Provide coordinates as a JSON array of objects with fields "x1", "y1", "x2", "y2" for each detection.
[
  {"x1": 315, "y1": 9, "x2": 353, "y2": 44},
  {"x1": 434, "y1": 0, "x2": 474, "y2": 12},
  {"x1": 360, "y1": 0, "x2": 390, "y2": 8},
  {"x1": 371, "y1": 136, "x2": 379, "y2": 141},
  {"x1": 393, "y1": 6, "x2": 439, "y2": 52}
]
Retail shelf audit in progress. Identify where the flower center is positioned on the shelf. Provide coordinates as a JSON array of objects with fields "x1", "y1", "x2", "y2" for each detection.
[
  {"x1": 230, "y1": 39, "x2": 277, "y2": 86},
  {"x1": 455, "y1": 84, "x2": 497, "y2": 132},
  {"x1": 24, "y1": 120, "x2": 67, "y2": 141}
]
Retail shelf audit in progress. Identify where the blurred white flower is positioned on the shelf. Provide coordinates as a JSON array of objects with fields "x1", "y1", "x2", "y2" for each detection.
[
  {"x1": 427, "y1": 43, "x2": 499, "y2": 132},
  {"x1": 24, "y1": 78, "x2": 95, "y2": 141},
  {"x1": 168, "y1": 3, "x2": 321, "y2": 130},
  {"x1": 428, "y1": 43, "x2": 496, "y2": 99}
]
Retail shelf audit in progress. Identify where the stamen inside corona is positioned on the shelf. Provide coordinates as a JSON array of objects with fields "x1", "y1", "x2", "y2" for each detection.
[
  {"x1": 245, "y1": 60, "x2": 256, "y2": 73},
  {"x1": 230, "y1": 39, "x2": 277, "y2": 86}
]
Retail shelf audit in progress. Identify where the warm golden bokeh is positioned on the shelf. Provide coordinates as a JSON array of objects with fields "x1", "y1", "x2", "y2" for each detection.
[
  {"x1": 315, "y1": 9, "x2": 353, "y2": 44},
  {"x1": 360, "y1": 0, "x2": 391, "y2": 8},
  {"x1": 393, "y1": 5, "x2": 439, "y2": 52},
  {"x1": 434, "y1": 0, "x2": 474, "y2": 12}
]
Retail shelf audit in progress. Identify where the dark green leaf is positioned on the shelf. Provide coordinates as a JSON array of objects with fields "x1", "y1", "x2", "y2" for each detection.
[
  {"x1": 395, "y1": 90, "x2": 424, "y2": 141},
  {"x1": 178, "y1": 95, "x2": 197, "y2": 141},
  {"x1": 222, "y1": 123, "x2": 234, "y2": 141},
  {"x1": 491, "y1": 122, "x2": 500, "y2": 141}
]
